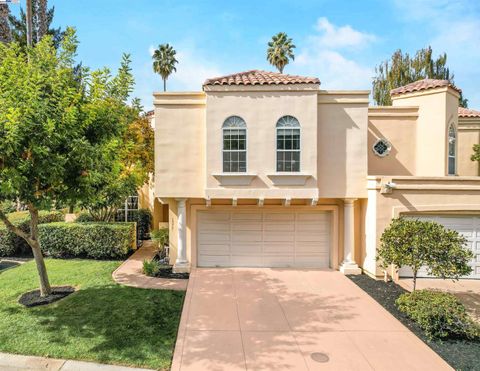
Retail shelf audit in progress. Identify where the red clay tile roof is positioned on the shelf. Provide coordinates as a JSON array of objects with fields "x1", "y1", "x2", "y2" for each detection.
[
  {"x1": 203, "y1": 70, "x2": 320, "y2": 86},
  {"x1": 458, "y1": 107, "x2": 480, "y2": 118},
  {"x1": 390, "y1": 79, "x2": 461, "y2": 96}
]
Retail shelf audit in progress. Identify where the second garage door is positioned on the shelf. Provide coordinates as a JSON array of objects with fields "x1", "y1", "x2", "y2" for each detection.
[{"x1": 197, "y1": 210, "x2": 331, "y2": 268}]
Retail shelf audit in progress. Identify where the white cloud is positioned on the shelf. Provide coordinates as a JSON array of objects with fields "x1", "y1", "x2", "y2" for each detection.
[
  {"x1": 290, "y1": 18, "x2": 374, "y2": 90},
  {"x1": 171, "y1": 49, "x2": 222, "y2": 90},
  {"x1": 313, "y1": 17, "x2": 377, "y2": 49}
]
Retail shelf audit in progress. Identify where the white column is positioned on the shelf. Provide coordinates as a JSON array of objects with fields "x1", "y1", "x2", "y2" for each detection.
[
  {"x1": 174, "y1": 198, "x2": 189, "y2": 272},
  {"x1": 340, "y1": 198, "x2": 362, "y2": 275}
]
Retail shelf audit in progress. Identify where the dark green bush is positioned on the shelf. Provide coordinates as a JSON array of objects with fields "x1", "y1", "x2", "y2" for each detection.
[
  {"x1": 0, "y1": 211, "x2": 64, "y2": 256},
  {"x1": 396, "y1": 290, "x2": 480, "y2": 340},
  {"x1": 39, "y1": 222, "x2": 135, "y2": 259},
  {"x1": 136, "y1": 209, "x2": 152, "y2": 240},
  {"x1": 75, "y1": 212, "x2": 95, "y2": 222}
]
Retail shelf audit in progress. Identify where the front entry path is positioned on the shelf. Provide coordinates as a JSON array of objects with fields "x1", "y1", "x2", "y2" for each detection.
[{"x1": 172, "y1": 268, "x2": 451, "y2": 371}]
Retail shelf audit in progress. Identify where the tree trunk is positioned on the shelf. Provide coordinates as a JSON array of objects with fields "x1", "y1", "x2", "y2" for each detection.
[
  {"x1": 37, "y1": 0, "x2": 48, "y2": 42},
  {"x1": 412, "y1": 270, "x2": 417, "y2": 292},
  {"x1": 28, "y1": 206, "x2": 52, "y2": 296},
  {"x1": 26, "y1": 0, "x2": 33, "y2": 47},
  {"x1": 163, "y1": 78, "x2": 166, "y2": 92}
]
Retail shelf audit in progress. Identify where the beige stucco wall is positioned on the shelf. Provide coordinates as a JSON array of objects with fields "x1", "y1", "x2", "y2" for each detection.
[
  {"x1": 368, "y1": 107, "x2": 418, "y2": 176},
  {"x1": 204, "y1": 85, "x2": 320, "y2": 200},
  {"x1": 458, "y1": 118, "x2": 480, "y2": 176},
  {"x1": 365, "y1": 176, "x2": 480, "y2": 276},
  {"x1": 317, "y1": 91, "x2": 369, "y2": 198},
  {"x1": 153, "y1": 93, "x2": 206, "y2": 198},
  {"x1": 392, "y1": 87, "x2": 460, "y2": 176}
]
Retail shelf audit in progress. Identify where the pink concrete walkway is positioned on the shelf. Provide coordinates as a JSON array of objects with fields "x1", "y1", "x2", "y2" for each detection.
[
  {"x1": 112, "y1": 241, "x2": 188, "y2": 291},
  {"x1": 172, "y1": 268, "x2": 452, "y2": 371}
]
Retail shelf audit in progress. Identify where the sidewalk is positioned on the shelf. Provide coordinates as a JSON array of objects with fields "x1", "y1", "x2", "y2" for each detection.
[
  {"x1": 112, "y1": 241, "x2": 188, "y2": 291},
  {"x1": 0, "y1": 352, "x2": 154, "y2": 371}
]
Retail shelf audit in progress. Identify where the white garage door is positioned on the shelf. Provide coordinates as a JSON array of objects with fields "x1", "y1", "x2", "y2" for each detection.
[
  {"x1": 398, "y1": 215, "x2": 480, "y2": 279},
  {"x1": 197, "y1": 210, "x2": 331, "y2": 268}
]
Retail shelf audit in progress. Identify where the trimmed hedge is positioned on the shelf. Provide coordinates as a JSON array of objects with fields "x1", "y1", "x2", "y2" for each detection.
[
  {"x1": 39, "y1": 222, "x2": 136, "y2": 259},
  {"x1": 136, "y1": 209, "x2": 152, "y2": 240},
  {"x1": 0, "y1": 211, "x2": 64, "y2": 256}
]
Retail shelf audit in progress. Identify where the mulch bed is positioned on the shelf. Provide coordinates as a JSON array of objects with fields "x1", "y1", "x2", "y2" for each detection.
[
  {"x1": 156, "y1": 266, "x2": 189, "y2": 280},
  {"x1": 18, "y1": 286, "x2": 75, "y2": 308},
  {"x1": 347, "y1": 274, "x2": 480, "y2": 371}
]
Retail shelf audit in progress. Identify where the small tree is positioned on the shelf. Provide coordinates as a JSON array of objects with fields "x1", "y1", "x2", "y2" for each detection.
[
  {"x1": 0, "y1": 29, "x2": 138, "y2": 296},
  {"x1": 152, "y1": 43, "x2": 178, "y2": 92},
  {"x1": 377, "y1": 218, "x2": 472, "y2": 291}
]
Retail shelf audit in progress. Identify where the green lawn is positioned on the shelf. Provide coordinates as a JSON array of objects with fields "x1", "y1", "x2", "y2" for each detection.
[{"x1": 0, "y1": 259, "x2": 185, "y2": 370}]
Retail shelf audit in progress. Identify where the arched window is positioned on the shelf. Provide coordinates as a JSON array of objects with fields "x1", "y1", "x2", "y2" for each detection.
[
  {"x1": 276, "y1": 115, "x2": 300, "y2": 172},
  {"x1": 222, "y1": 116, "x2": 247, "y2": 172},
  {"x1": 448, "y1": 124, "x2": 456, "y2": 175}
]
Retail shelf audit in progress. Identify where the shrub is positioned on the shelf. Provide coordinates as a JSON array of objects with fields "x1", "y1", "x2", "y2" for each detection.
[
  {"x1": 396, "y1": 290, "x2": 480, "y2": 340},
  {"x1": 143, "y1": 259, "x2": 160, "y2": 277},
  {"x1": 151, "y1": 228, "x2": 169, "y2": 249},
  {"x1": 136, "y1": 209, "x2": 152, "y2": 240},
  {"x1": 0, "y1": 211, "x2": 64, "y2": 256},
  {"x1": 75, "y1": 212, "x2": 95, "y2": 222},
  {"x1": 39, "y1": 222, "x2": 135, "y2": 259},
  {"x1": 378, "y1": 217, "x2": 472, "y2": 290}
]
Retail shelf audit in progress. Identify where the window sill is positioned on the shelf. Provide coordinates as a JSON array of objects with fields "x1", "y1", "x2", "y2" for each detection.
[
  {"x1": 267, "y1": 173, "x2": 312, "y2": 186},
  {"x1": 212, "y1": 173, "x2": 257, "y2": 186}
]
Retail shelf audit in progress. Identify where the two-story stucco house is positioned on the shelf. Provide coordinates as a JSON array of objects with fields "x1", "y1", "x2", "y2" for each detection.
[{"x1": 151, "y1": 70, "x2": 480, "y2": 279}]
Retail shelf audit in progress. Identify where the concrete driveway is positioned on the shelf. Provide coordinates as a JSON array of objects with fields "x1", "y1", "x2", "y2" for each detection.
[{"x1": 172, "y1": 269, "x2": 451, "y2": 371}]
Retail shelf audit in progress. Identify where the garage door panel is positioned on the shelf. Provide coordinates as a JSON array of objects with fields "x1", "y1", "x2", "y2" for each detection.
[
  {"x1": 198, "y1": 231, "x2": 230, "y2": 243},
  {"x1": 198, "y1": 243, "x2": 229, "y2": 255},
  {"x1": 263, "y1": 242, "x2": 294, "y2": 253},
  {"x1": 231, "y1": 212, "x2": 262, "y2": 221},
  {"x1": 197, "y1": 210, "x2": 331, "y2": 268},
  {"x1": 198, "y1": 255, "x2": 230, "y2": 267},
  {"x1": 231, "y1": 221, "x2": 262, "y2": 231},
  {"x1": 264, "y1": 222, "x2": 295, "y2": 232},
  {"x1": 231, "y1": 242, "x2": 262, "y2": 254},
  {"x1": 232, "y1": 231, "x2": 262, "y2": 242},
  {"x1": 264, "y1": 213, "x2": 295, "y2": 222},
  {"x1": 264, "y1": 231, "x2": 295, "y2": 242}
]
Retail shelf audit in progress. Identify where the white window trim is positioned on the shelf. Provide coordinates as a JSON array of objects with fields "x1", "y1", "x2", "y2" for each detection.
[
  {"x1": 222, "y1": 116, "x2": 247, "y2": 173},
  {"x1": 447, "y1": 123, "x2": 457, "y2": 176},
  {"x1": 276, "y1": 116, "x2": 301, "y2": 173}
]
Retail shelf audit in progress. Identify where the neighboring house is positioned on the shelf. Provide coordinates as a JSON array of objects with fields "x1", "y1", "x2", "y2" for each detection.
[{"x1": 152, "y1": 70, "x2": 480, "y2": 278}]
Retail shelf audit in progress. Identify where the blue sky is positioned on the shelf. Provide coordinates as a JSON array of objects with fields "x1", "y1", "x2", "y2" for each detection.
[{"x1": 10, "y1": 0, "x2": 480, "y2": 109}]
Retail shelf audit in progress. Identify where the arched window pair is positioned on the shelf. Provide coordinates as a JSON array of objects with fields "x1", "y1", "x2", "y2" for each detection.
[{"x1": 222, "y1": 115, "x2": 301, "y2": 173}]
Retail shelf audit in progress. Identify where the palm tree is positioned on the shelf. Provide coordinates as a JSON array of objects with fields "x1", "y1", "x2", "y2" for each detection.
[
  {"x1": 267, "y1": 32, "x2": 296, "y2": 73},
  {"x1": 152, "y1": 43, "x2": 178, "y2": 92}
]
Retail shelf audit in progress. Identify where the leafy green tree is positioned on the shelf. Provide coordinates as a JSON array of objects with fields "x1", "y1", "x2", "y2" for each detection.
[
  {"x1": 0, "y1": 29, "x2": 138, "y2": 296},
  {"x1": 377, "y1": 218, "x2": 472, "y2": 291},
  {"x1": 267, "y1": 32, "x2": 295, "y2": 74},
  {"x1": 8, "y1": 0, "x2": 64, "y2": 48},
  {"x1": 373, "y1": 46, "x2": 468, "y2": 107},
  {"x1": 152, "y1": 43, "x2": 178, "y2": 92}
]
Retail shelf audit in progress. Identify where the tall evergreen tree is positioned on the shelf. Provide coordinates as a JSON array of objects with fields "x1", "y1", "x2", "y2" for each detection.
[
  {"x1": 8, "y1": 0, "x2": 64, "y2": 48},
  {"x1": 373, "y1": 46, "x2": 468, "y2": 107},
  {"x1": 0, "y1": 4, "x2": 11, "y2": 43},
  {"x1": 267, "y1": 32, "x2": 295, "y2": 73}
]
